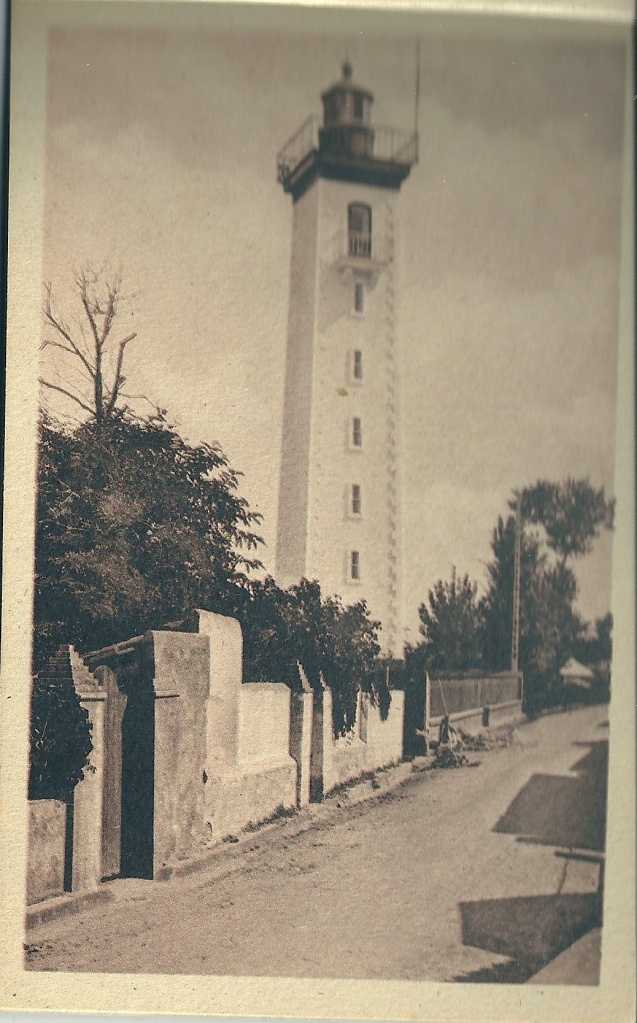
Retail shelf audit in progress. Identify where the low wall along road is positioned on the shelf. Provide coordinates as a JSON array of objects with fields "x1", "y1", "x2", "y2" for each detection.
[{"x1": 27, "y1": 613, "x2": 408, "y2": 906}]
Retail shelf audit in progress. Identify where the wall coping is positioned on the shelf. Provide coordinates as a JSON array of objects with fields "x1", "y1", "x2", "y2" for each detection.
[{"x1": 430, "y1": 698, "x2": 523, "y2": 726}]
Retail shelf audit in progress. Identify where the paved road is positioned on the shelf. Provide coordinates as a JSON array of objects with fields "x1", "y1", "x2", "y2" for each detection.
[{"x1": 26, "y1": 705, "x2": 607, "y2": 982}]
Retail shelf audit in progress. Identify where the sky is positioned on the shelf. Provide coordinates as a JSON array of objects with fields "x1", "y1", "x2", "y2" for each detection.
[{"x1": 41, "y1": 5, "x2": 627, "y2": 642}]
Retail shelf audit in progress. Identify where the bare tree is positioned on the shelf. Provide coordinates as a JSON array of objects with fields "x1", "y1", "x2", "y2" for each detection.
[{"x1": 41, "y1": 268, "x2": 139, "y2": 426}]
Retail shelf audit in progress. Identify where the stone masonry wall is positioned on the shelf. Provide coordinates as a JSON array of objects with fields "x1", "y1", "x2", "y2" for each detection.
[
  {"x1": 27, "y1": 799, "x2": 66, "y2": 905},
  {"x1": 328, "y1": 690, "x2": 405, "y2": 792}
]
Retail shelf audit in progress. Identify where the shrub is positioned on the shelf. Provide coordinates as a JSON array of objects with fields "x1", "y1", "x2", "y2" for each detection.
[{"x1": 29, "y1": 647, "x2": 93, "y2": 803}]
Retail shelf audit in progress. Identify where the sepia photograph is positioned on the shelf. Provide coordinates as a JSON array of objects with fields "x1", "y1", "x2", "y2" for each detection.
[{"x1": 1, "y1": 1, "x2": 635, "y2": 1019}]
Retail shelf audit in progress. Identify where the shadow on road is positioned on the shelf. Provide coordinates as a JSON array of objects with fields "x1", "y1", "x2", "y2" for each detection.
[
  {"x1": 492, "y1": 740, "x2": 607, "y2": 852},
  {"x1": 455, "y1": 734, "x2": 607, "y2": 984},
  {"x1": 456, "y1": 891, "x2": 601, "y2": 983}
]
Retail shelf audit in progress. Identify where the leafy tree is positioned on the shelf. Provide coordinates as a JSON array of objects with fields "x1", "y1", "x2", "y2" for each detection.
[
  {"x1": 520, "y1": 478, "x2": 614, "y2": 568},
  {"x1": 34, "y1": 408, "x2": 387, "y2": 779},
  {"x1": 37, "y1": 269, "x2": 265, "y2": 668},
  {"x1": 33, "y1": 267, "x2": 146, "y2": 801},
  {"x1": 482, "y1": 477, "x2": 614, "y2": 713},
  {"x1": 593, "y1": 612, "x2": 613, "y2": 663},
  {"x1": 573, "y1": 612, "x2": 613, "y2": 666},
  {"x1": 34, "y1": 268, "x2": 387, "y2": 789},
  {"x1": 408, "y1": 478, "x2": 615, "y2": 713},
  {"x1": 34, "y1": 409, "x2": 263, "y2": 672},
  {"x1": 241, "y1": 577, "x2": 387, "y2": 736},
  {"x1": 29, "y1": 649, "x2": 93, "y2": 802},
  {"x1": 416, "y1": 567, "x2": 483, "y2": 673},
  {"x1": 37, "y1": 329, "x2": 386, "y2": 760}
]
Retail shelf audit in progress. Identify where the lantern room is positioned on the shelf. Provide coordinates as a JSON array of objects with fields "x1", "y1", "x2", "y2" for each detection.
[
  {"x1": 276, "y1": 62, "x2": 417, "y2": 200},
  {"x1": 319, "y1": 61, "x2": 375, "y2": 160}
]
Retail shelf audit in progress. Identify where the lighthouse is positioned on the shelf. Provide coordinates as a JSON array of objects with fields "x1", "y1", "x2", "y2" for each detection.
[{"x1": 276, "y1": 61, "x2": 417, "y2": 654}]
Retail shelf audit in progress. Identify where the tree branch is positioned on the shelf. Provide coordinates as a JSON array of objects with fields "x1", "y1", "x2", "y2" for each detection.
[
  {"x1": 105, "y1": 333, "x2": 137, "y2": 415},
  {"x1": 43, "y1": 284, "x2": 96, "y2": 379},
  {"x1": 99, "y1": 285, "x2": 119, "y2": 349},
  {"x1": 40, "y1": 339, "x2": 79, "y2": 357},
  {"x1": 43, "y1": 271, "x2": 149, "y2": 425},
  {"x1": 40, "y1": 379, "x2": 95, "y2": 418}
]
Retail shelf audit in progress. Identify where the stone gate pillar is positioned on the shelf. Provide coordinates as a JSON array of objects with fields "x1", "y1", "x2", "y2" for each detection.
[
  {"x1": 85, "y1": 629, "x2": 211, "y2": 881},
  {"x1": 145, "y1": 630, "x2": 210, "y2": 873},
  {"x1": 195, "y1": 611, "x2": 242, "y2": 770},
  {"x1": 93, "y1": 664, "x2": 126, "y2": 881},
  {"x1": 289, "y1": 664, "x2": 314, "y2": 807},
  {"x1": 68, "y1": 647, "x2": 107, "y2": 892},
  {"x1": 320, "y1": 675, "x2": 336, "y2": 797}
]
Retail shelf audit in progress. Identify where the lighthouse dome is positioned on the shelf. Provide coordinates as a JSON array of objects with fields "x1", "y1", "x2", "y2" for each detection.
[{"x1": 321, "y1": 62, "x2": 374, "y2": 128}]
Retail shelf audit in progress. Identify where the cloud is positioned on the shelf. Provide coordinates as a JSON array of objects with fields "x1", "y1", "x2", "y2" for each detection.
[
  {"x1": 405, "y1": 99, "x2": 623, "y2": 292},
  {"x1": 418, "y1": 31, "x2": 625, "y2": 159},
  {"x1": 42, "y1": 23, "x2": 623, "y2": 630}
]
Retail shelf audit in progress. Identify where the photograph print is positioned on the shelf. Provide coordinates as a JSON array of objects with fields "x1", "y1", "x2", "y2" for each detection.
[{"x1": 1, "y1": 1, "x2": 635, "y2": 1019}]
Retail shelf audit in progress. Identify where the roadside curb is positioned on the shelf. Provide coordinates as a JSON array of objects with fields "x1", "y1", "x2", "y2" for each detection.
[
  {"x1": 157, "y1": 756, "x2": 433, "y2": 883},
  {"x1": 527, "y1": 928, "x2": 602, "y2": 986},
  {"x1": 25, "y1": 723, "x2": 526, "y2": 928},
  {"x1": 25, "y1": 885, "x2": 115, "y2": 930},
  {"x1": 26, "y1": 754, "x2": 436, "y2": 926}
]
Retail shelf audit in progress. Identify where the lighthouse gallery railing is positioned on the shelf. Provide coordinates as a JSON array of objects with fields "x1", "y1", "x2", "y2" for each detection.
[{"x1": 276, "y1": 116, "x2": 418, "y2": 183}]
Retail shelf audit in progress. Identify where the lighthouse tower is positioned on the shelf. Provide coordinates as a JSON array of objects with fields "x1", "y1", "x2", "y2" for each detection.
[{"x1": 276, "y1": 62, "x2": 417, "y2": 653}]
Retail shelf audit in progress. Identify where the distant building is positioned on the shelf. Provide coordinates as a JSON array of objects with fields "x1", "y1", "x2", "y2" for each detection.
[
  {"x1": 560, "y1": 657, "x2": 595, "y2": 690},
  {"x1": 276, "y1": 62, "x2": 417, "y2": 654}
]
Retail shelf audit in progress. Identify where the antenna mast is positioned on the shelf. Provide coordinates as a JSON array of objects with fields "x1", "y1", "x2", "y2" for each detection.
[{"x1": 414, "y1": 38, "x2": 420, "y2": 159}]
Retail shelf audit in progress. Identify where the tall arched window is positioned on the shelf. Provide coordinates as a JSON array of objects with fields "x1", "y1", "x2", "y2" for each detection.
[{"x1": 348, "y1": 203, "x2": 372, "y2": 258}]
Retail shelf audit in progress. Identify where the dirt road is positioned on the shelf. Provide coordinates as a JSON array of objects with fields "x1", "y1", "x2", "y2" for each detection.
[{"x1": 26, "y1": 705, "x2": 607, "y2": 982}]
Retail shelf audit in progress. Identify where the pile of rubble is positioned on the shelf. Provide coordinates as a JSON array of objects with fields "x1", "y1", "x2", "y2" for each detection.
[
  {"x1": 429, "y1": 717, "x2": 472, "y2": 768},
  {"x1": 429, "y1": 716, "x2": 515, "y2": 769},
  {"x1": 456, "y1": 727, "x2": 515, "y2": 752},
  {"x1": 431, "y1": 744, "x2": 472, "y2": 769}
]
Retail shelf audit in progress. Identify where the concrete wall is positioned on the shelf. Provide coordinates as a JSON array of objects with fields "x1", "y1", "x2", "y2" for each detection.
[
  {"x1": 327, "y1": 690, "x2": 405, "y2": 793},
  {"x1": 27, "y1": 800, "x2": 66, "y2": 905},
  {"x1": 204, "y1": 759, "x2": 297, "y2": 841},
  {"x1": 428, "y1": 668, "x2": 524, "y2": 737},
  {"x1": 200, "y1": 615, "x2": 298, "y2": 841},
  {"x1": 366, "y1": 690, "x2": 405, "y2": 765},
  {"x1": 331, "y1": 729, "x2": 370, "y2": 790},
  {"x1": 238, "y1": 683, "x2": 292, "y2": 765},
  {"x1": 82, "y1": 632, "x2": 211, "y2": 881},
  {"x1": 28, "y1": 619, "x2": 414, "y2": 895}
]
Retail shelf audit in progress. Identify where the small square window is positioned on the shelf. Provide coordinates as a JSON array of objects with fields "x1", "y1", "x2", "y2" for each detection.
[
  {"x1": 350, "y1": 550, "x2": 361, "y2": 581},
  {"x1": 352, "y1": 417, "x2": 362, "y2": 447},
  {"x1": 351, "y1": 484, "x2": 362, "y2": 515},
  {"x1": 352, "y1": 350, "x2": 363, "y2": 381},
  {"x1": 354, "y1": 283, "x2": 364, "y2": 314}
]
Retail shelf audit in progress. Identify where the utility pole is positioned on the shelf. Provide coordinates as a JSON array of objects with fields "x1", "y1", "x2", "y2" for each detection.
[
  {"x1": 414, "y1": 38, "x2": 420, "y2": 159},
  {"x1": 511, "y1": 492, "x2": 522, "y2": 672}
]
